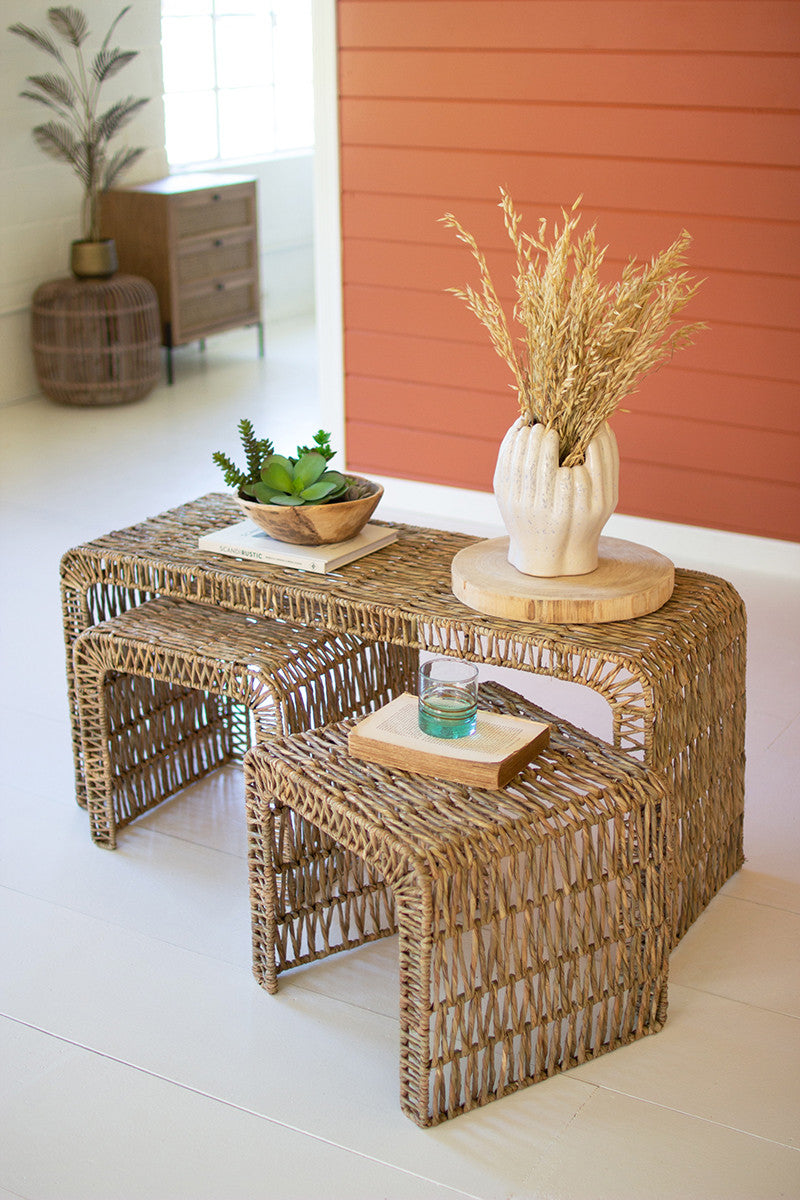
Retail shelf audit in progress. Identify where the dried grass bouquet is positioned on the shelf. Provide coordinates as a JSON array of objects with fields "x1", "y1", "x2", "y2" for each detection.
[{"x1": 442, "y1": 191, "x2": 705, "y2": 467}]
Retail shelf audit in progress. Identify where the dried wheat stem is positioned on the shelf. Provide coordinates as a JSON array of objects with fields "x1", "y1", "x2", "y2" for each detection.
[{"x1": 442, "y1": 191, "x2": 705, "y2": 466}]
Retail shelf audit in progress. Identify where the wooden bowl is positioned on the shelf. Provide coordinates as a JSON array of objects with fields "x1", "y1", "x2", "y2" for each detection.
[{"x1": 235, "y1": 476, "x2": 383, "y2": 545}]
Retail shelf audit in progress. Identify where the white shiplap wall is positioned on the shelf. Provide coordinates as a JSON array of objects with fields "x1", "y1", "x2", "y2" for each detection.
[{"x1": 0, "y1": 0, "x2": 315, "y2": 407}]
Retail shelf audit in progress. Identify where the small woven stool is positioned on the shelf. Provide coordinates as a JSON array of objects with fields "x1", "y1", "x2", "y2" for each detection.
[
  {"x1": 31, "y1": 274, "x2": 161, "y2": 405},
  {"x1": 73, "y1": 597, "x2": 415, "y2": 848},
  {"x1": 245, "y1": 680, "x2": 672, "y2": 1126}
]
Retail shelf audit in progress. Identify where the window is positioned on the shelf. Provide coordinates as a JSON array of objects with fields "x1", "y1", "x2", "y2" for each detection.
[{"x1": 161, "y1": 0, "x2": 313, "y2": 167}]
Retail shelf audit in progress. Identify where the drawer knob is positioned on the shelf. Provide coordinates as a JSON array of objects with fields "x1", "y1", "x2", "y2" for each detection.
[
  {"x1": 214, "y1": 238, "x2": 223, "y2": 247},
  {"x1": 212, "y1": 193, "x2": 221, "y2": 201},
  {"x1": 216, "y1": 281, "x2": 225, "y2": 291}
]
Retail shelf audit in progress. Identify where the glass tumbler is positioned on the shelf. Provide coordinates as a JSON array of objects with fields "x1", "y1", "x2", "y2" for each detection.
[{"x1": 418, "y1": 658, "x2": 479, "y2": 739}]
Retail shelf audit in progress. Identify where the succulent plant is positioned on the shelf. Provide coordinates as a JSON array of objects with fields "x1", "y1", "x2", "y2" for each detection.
[
  {"x1": 214, "y1": 421, "x2": 353, "y2": 507},
  {"x1": 247, "y1": 452, "x2": 348, "y2": 507},
  {"x1": 212, "y1": 417, "x2": 273, "y2": 491},
  {"x1": 295, "y1": 429, "x2": 335, "y2": 463}
]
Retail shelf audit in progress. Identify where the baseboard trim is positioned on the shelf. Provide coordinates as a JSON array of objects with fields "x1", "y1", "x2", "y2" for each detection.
[{"x1": 369, "y1": 474, "x2": 800, "y2": 579}]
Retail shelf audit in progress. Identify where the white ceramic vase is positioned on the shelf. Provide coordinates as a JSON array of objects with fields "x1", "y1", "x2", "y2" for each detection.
[{"x1": 493, "y1": 418, "x2": 619, "y2": 577}]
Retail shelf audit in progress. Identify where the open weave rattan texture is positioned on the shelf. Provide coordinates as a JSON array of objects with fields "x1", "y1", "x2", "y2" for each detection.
[
  {"x1": 73, "y1": 596, "x2": 417, "y2": 848},
  {"x1": 32, "y1": 274, "x2": 160, "y2": 405},
  {"x1": 60, "y1": 493, "x2": 746, "y2": 942},
  {"x1": 245, "y1": 680, "x2": 672, "y2": 1126}
]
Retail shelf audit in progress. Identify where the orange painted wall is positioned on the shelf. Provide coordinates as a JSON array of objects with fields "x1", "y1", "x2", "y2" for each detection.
[{"x1": 338, "y1": 0, "x2": 800, "y2": 542}]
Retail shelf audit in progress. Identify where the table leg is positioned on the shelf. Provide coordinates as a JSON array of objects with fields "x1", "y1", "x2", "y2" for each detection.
[
  {"x1": 61, "y1": 565, "x2": 159, "y2": 809},
  {"x1": 60, "y1": 563, "x2": 230, "y2": 811},
  {"x1": 246, "y1": 757, "x2": 398, "y2": 988},
  {"x1": 395, "y1": 872, "x2": 435, "y2": 1127}
]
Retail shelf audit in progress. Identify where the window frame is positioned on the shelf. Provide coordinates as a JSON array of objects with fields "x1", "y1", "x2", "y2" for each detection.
[{"x1": 161, "y1": 0, "x2": 313, "y2": 171}]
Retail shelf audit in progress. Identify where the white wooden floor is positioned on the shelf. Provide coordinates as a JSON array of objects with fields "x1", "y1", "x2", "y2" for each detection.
[{"x1": 1, "y1": 320, "x2": 798, "y2": 1199}]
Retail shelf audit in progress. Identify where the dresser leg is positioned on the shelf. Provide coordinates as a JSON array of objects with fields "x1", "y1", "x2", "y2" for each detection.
[{"x1": 164, "y1": 324, "x2": 174, "y2": 385}]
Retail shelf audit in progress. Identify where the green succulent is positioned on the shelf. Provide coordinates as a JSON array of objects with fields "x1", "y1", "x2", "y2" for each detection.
[
  {"x1": 246, "y1": 452, "x2": 348, "y2": 507},
  {"x1": 214, "y1": 421, "x2": 353, "y2": 507},
  {"x1": 212, "y1": 417, "x2": 274, "y2": 490},
  {"x1": 295, "y1": 429, "x2": 335, "y2": 462}
]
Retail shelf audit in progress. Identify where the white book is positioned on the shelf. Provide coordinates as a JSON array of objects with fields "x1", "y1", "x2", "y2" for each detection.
[{"x1": 198, "y1": 520, "x2": 397, "y2": 573}]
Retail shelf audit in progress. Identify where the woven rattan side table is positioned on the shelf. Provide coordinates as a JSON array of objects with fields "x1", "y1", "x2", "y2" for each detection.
[
  {"x1": 59, "y1": 493, "x2": 746, "y2": 943},
  {"x1": 73, "y1": 597, "x2": 416, "y2": 848},
  {"x1": 245, "y1": 681, "x2": 672, "y2": 1126},
  {"x1": 31, "y1": 274, "x2": 161, "y2": 405}
]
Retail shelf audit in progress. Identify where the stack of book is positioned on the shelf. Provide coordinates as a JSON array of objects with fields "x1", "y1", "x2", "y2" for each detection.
[{"x1": 198, "y1": 520, "x2": 397, "y2": 574}]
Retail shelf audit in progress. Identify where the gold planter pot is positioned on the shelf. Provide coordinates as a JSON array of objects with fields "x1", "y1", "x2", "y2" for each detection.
[{"x1": 70, "y1": 239, "x2": 118, "y2": 279}]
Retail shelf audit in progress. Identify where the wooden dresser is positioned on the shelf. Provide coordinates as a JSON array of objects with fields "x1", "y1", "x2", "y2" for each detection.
[{"x1": 102, "y1": 173, "x2": 263, "y2": 382}]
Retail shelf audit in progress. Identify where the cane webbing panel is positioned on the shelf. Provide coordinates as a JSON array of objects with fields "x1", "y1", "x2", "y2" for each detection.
[
  {"x1": 61, "y1": 493, "x2": 746, "y2": 939},
  {"x1": 245, "y1": 681, "x2": 671, "y2": 1126},
  {"x1": 74, "y1": 596, "x2": 416, "y2": 847}
]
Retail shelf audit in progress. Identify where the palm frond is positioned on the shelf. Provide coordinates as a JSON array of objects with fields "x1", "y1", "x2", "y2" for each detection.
[
  {"x1": 101, "y1": 145, "x2": 145, "y2": 191},
  {"x1": 20, "y1": 89, "x2": 70, "y2": 117},
  {"x1": 7, "y1": 22, "x2": 63, "y2": 62},
  {"x1": 72, "y1": 139, "x2": 94, "y2": 189},
  {"x1": 23, "y1": 72, "x2": 75, "y2": 109},
  {"x1": 96, "y1": 96, "x2": 148, "y2": 142},
  {"x1": 98, "y1": 6, "x2": 132, "y2": 58},
  {"x1": 47, "y1": 7, "x2": 88, "y2": 47},
  {"x1": 92, "y1": 48, "x2": 137, "y2": 84},
  {"x1": 32, "y1": 120, "x2": 80, "y2": 166}
]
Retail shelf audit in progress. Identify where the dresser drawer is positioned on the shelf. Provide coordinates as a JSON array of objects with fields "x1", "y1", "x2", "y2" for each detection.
[
  {"x1": 178, "y1": 274, "x2": 259, "y2": 335},
  {"x1": 173, "y1": 184, "x2": 255, "y2": 240},
  {"x1": 177, "y1": 232, "x2": 257, "y2": 285}
]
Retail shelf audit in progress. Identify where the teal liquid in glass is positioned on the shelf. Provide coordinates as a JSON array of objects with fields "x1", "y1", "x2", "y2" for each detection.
[{"x1": 418, "y1": 685, "x2": 477, "y2": 739}]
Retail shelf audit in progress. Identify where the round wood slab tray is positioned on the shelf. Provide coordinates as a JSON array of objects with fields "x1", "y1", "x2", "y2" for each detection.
[{"x1": 452, "y1": 536, "x2": 675, "y2": 625}]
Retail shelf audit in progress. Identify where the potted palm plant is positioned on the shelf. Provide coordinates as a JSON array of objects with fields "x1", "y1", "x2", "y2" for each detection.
[{"x1": 9, "y1": 4, "x2": 149, "y2": 278}]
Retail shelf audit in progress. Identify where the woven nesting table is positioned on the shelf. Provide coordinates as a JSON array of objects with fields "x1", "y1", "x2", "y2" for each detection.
[
  {"x1": 72, "y1": 597, "x2": 416, "y2": 848},
  {"x1": 59, "y1": 493, "x2": 747, "y2": 943},
  {"x1": 245, "y1": 681, "x2": 672, "y2": 1126}
]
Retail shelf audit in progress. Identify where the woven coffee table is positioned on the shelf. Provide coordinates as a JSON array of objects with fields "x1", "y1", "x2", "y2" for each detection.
[
  {"x1": 60, "y1": 493, "x2": 746, "y2": 943},
  {"x1": 244, "y1": 681, "x2": 671, "y2": 1126}
]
